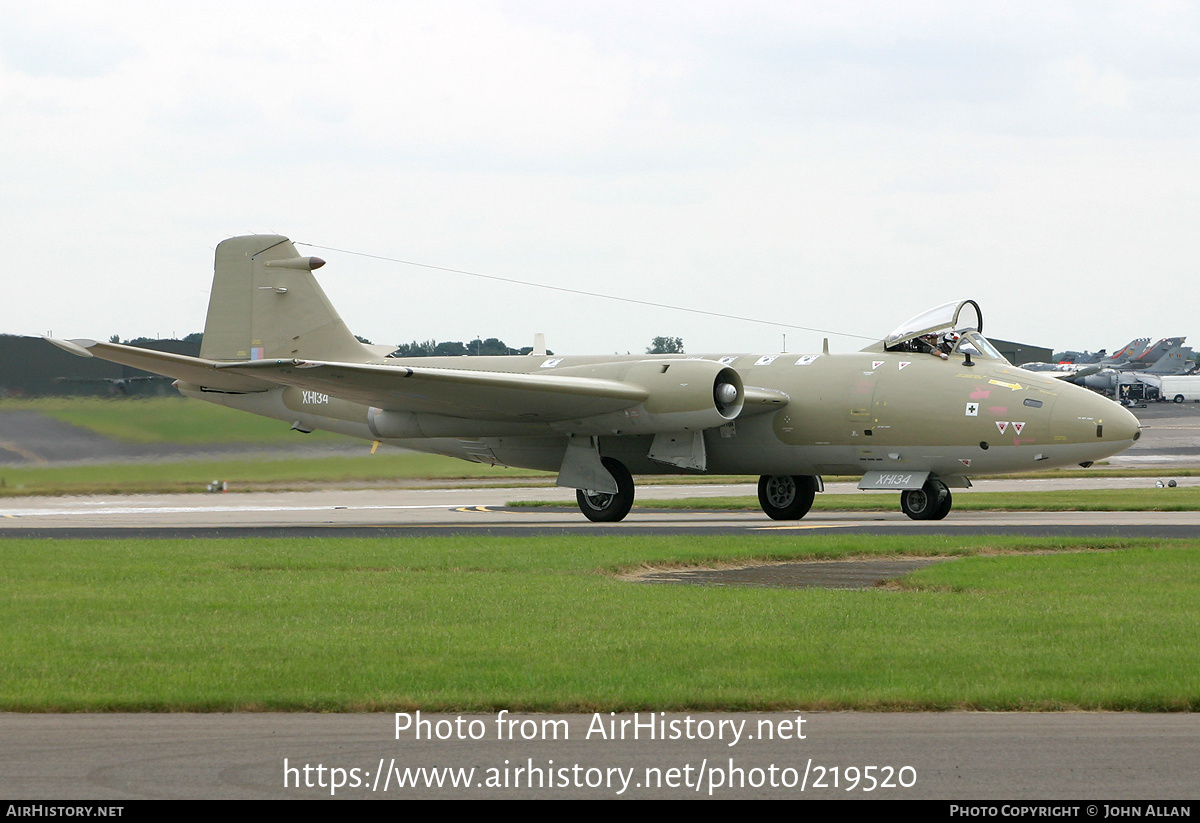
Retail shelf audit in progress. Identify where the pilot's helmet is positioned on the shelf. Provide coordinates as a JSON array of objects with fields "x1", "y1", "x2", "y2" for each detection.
[{"x1": 940, "y1": 331, "x2": 961, "y2": 349}]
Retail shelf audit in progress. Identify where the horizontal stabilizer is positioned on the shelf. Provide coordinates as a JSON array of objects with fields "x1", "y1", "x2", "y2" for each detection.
[{"x1": 46, "y1": 338, "x2": 273, "y2": 393}]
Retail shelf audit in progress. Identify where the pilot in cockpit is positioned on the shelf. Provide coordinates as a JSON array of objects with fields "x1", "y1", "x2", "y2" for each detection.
[
  {"x1": 899, "y1": 332, "x2": 954, "y2": 359},
  {"x1": 938, "y1": 331, "x2": 960, "y2": 355}
]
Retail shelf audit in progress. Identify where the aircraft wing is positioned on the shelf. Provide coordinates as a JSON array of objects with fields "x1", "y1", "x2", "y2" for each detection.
[
  {"x1": 51, "y1": 340, "x2": 773, "y2": 425},
  {"x1": 212, "y1": 359, "x2": 649, "y2": 421}
]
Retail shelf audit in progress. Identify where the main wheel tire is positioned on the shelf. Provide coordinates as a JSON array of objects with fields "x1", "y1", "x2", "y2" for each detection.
[
  {"x1": 576, "y1": 458, "x2": 635, "y2": 522},
  {"x1": 757, "y1": 475, "x2": 818, "y2": 520},
  {"x1": 930, "y1": 487, "x2": 953, "y2": 520},
  {"x1": 901, "y1": 479, "x2": 952, "y2": 521}
]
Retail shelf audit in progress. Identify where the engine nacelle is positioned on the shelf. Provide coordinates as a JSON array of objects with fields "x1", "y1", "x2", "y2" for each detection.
[
  {"x1": 363, "y1": 358, "x2": 745, "y2": 439},
  {"x1": 553, "y1": 359, "x2": 744, "y2": 435}
]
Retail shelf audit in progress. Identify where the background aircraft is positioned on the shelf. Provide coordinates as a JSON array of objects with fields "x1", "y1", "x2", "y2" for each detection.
[
  {"x1": 1019, "y1": 362, "x2": 1102, "y2": 381},
  {"x1": 1115, "y1": 337, "x2": 1187, "y2": 370},
  {"x1": 49, "y1": 235, "x2": 1141, "y2": 522},
  {"x1": 1055, "y1": 339, "x2": 1149, "y2": 367},
  {"x1": 1076, "y1": 343, "x2": 1195, "y2": 394}
]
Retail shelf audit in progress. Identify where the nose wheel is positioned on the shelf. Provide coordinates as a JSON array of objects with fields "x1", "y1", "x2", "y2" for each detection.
[{"x1": 900, "y1": 479, "x2": 952, "y2": 520}]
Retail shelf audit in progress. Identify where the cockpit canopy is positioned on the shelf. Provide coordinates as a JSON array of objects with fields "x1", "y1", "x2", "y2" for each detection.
[
  {"x1": 884, "y1": 299, "x2": 982, "y2": 346},
  {"x1": 882, "y1": 299, "x2": 1008, "y2": 362}
]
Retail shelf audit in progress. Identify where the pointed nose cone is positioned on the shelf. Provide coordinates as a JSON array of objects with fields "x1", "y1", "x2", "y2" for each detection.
[
  {"x1": 1103, "y1": 401, "x2": 1142, "y2": 446},
  {"x1": 1077, "y1": 389, "x2": 1141, "y2": 456},
  {"x1": 1050, "y1": 384, "x2": 1141, "y2": 464}
]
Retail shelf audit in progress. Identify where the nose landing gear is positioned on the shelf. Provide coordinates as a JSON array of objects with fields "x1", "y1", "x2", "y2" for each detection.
[{"x1": 900, "y1": 478, "x2": 952, "y2": 520}]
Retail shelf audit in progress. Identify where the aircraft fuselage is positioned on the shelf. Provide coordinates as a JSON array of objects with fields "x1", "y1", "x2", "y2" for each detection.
[{"x1": 179, "y1": 347, "x2": 1139, "y2": 481}]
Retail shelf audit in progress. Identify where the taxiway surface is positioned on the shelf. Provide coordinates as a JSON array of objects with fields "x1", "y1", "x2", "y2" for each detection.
[{"x1": 3, "y1": 479, "x2": 1198, "y2": 538}]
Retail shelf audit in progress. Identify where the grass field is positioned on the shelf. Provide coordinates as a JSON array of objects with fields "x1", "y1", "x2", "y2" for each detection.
[
  {"x1": 0, "y1": 452, "x2": 551, "y2": 496},
  {"x1": 5, "y1": 400, "x2": 1195, "y2": 714},
  {"x1": 1, "y1": 534, "x2": 1196, "y2": 712},
  {"x1": 0, "y1": 396, "x2": 341, "y2": 444}
]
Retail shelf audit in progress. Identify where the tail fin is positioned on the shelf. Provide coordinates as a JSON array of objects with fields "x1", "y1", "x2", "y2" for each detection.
[
  {"x1": 200, "y1": 235, "x2": 377, "y2": 363},
  {"x1": 1130, "y1": 336, "x2": 1186, "y2": 366},
  {"x1": 1143, "y1": 345, "x2": 1194, "y2": 375},
  {"x1": 1105, "y1": 338, "x2": 1150, "y2": 364}
]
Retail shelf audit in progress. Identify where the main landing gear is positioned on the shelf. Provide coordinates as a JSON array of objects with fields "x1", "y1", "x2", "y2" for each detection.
[
  {"x1": 899, "y1": 478, "x2": 952, "y2": 520},
  {"x1": 576, "y1": 457, "x2": 635, "y2": 522},
  {"x1": 756, "y1": 475, "x2": 819, "y2": 520}
]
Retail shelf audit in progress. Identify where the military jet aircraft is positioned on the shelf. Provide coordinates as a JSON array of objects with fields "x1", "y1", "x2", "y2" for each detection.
[
  {"x1": 1076, "y1": 343, "x2": 1195, "y2": 395},
  {"x1": 1055, "y1": 339, "x2": 1152, "y2": 368},
  {"x1": 48, "y1": 235, "x2": 1141, "y2": 522}
]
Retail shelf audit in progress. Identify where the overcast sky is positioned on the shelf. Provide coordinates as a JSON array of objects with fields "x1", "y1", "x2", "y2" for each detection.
[{"x1": 4, "y1": 1, "x2": 1198, "y2": 357}]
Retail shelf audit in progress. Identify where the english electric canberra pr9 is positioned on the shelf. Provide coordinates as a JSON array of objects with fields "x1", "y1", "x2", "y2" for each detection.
[{"x1": 51, "y1": 235, "x2": 1140, "y2": 521}]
